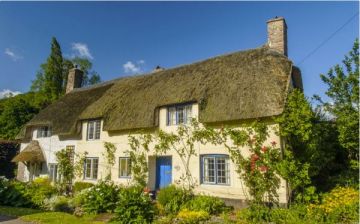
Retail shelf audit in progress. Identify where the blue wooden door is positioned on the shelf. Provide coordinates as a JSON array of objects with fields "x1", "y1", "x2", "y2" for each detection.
[{"x1": 156, "y1": 156, "x2": 172, "y2": 189}]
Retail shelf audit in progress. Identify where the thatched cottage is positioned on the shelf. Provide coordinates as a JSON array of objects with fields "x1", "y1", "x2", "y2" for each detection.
[{"x1": 14, "y1": 17, "x2": 302, "y2": 204}]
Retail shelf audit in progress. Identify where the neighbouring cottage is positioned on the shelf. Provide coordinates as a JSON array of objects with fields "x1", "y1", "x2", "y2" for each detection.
[{"x1": 14, "y1": 17, "x2": 302, "y2": 205}]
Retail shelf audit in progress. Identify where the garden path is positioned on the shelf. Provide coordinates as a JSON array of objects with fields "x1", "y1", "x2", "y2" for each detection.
[{"x1": 0, "y1": 215, "x2": 31, "y2": 224}]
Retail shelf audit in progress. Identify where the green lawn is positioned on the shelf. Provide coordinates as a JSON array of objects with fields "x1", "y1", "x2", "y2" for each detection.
[{"x1": 0, "y1": 206, "x2": 105, "y2": 224}]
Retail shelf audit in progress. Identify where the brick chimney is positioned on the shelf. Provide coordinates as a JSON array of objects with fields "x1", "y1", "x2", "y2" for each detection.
[
  {"x1": 267, "y1": 17, "x2": 288, "y2": 56},
  {"x1": 66, "y1": 67, "x2": 83, "y2": 94}
]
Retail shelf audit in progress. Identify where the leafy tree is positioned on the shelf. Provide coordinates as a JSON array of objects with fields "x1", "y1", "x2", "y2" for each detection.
[
  {"x1": 0, "y1": 93, "x2": 39, "y2": 139},
  {"x1": 317, "y1": 39, "x2": 359, "y2": 162}
]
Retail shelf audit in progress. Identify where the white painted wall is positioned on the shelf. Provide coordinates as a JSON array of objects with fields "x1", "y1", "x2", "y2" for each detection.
[{"x1": 19, "y1": 128, "x2": 77, "y2": 181}]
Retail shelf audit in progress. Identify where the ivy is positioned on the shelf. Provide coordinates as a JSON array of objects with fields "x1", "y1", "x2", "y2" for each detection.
[{"x1": 103, "y1": 142, "x2": 117, "y2": 180}]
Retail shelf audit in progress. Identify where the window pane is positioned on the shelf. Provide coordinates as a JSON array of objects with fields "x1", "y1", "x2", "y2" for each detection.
[
  {"x1": 177, "y1": 107, "x2": 184, "y2": 124},
  {"x1": 95, "y1": 120, "x2": 101, "y2": 139},
  {"x1": 85, "y1": 159, "x2": 91, "y2": 178},
  {"x1": 88, "y1": 122, "x2": 94, "y2": 140},
  {"x1": 92, "y1": 159, "x2": 98, "y2": 179},
  {"x1": 168, "y1": 107, "x2": 176, "y2": 125},
  {"x1": 203, "y1": 157, "x2": 215, "y2": 183},
  {"x1": 119, "y1": 158, "x2": 131, "y2": 177},
  {"x1": 216, "y1": 158, "x2": 226, "y2": 184},
  {"x1": 185, "y1": 105, "x2": 192, "y2": 124}
]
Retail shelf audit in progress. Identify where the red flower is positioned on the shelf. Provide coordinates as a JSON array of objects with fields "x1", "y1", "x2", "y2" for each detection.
[
  {"x1": 251, "y1": 154, "x2": 259, "y2": 161},
  {"x1": 261, "y1": 146, "x2": 268, "y2": 153},
  {"x1": 271, "y1": 141, "x2": 277, "y2": 146},
  {"x1": 259, "y1": 165, "x2": 268, "y2": 172}
]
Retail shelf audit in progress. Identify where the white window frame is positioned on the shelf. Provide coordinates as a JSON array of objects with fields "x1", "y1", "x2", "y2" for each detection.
[
  {"x1": 37, "y1": 126, "x2": 51, "y2": 138},
  {"x1": 84, "y1": 157, "x2": 99, "y2": 180},
  {"x1": 87, "y1": 120, "x2": 101, "y2": 140},
  {"x1": 167, "y1": 104, "x2": 192, "y2": 126},
  {"x1": 119, "y1": 157, "x2": 131, "y2": 178},
  {"x1": 201, "y1": 155, "x2": 230, "y2": 185}
]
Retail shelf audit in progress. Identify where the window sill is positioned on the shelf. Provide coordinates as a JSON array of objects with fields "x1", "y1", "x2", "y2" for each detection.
[
  {"x1": 119, "y1": 176, "x2": 131, "y2": 179},
  {"x1": 200, "y1": 183, "x2": 230, "y2": 186}
]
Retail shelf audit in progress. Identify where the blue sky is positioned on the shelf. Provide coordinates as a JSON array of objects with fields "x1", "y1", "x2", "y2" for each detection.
[{"x1": 0, "y1": 1, "x2": 358, "y2": 102}]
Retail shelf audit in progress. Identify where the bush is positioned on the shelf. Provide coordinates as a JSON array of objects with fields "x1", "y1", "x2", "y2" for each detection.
[
  {"x1": 156, "y1": 185, "x2": 192, "y2": 214},
  {"x1": 27, "y1": 177, "x2": 57, "y2": 208},
  {"x1": 73, "y1": 182, "x2": 94, "y2": 193},
  {"x1": 308, "y1": 187, "x2": 359, "y2": 223},
  {"x1": 177, "y1": 209, "x2": 210, "y2": 224},
  {"x1": 183, "y1": 195, "x2": 229, "y2": 215},
  {"x1": 0, "y1": 177, "x2": 32, "y2": 207},
  {"x1": 43, "y1": 195, "x2": 73, "y2": 213},
  {"x1": 113, "y1": 186, "x2": 156, "y2": 224},
  {"x1": 81, "y1": 180, "x2": 120, "y2": 214}
]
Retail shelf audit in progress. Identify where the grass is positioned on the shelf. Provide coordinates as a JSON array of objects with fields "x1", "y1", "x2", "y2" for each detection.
[{"x1": 0, "y1": 206, "x2": 105, "y2": 224}]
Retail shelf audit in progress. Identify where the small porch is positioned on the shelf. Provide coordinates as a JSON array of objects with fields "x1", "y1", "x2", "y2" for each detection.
[{"x1": 12, "y1": 140, "x2": 46, "y2": 181}]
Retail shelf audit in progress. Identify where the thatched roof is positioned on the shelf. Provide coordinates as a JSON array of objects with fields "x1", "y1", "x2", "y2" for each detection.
[
  {"x1": 12, "y1": 140, "x2": 45, "y2": 162},
  {"x1": 19, "y1": 46, "x2": 296, "y2": 138},
  {"x1": 17, "y1": 82, "x2": 113, "y2": 139}
]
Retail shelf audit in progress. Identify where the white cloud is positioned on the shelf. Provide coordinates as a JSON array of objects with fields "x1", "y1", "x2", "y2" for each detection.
[
  {"x1": 71, "y1": 42, "x2": 93, "y2": 59},
  {"x1": 4, "y1": 48, "x2": 23, "y2": 61},
  {"x1": 123, "y1": 60, "x2": 145, "y2": 74},
  {"x1": 0, "y1": 89, "x2": 21, "y2": 99}
]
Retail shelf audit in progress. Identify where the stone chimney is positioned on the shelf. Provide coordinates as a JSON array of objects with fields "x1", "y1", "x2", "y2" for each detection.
[
  {"x1": 66, "y1": 67, "x2": 83, "y2": 94},
  {"x1": 267, "y1": 17, "x2": 288, "y2": 56}
]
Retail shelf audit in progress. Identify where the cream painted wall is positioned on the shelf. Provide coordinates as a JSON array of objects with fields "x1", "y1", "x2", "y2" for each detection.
[{"x1": 75, "y1": 103, "x2": 288, "y2": 203}]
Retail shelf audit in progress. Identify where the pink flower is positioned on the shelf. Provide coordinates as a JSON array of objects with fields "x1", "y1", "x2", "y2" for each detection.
[{"x1": 261, "y1": 146, "x2": 268, "y2": 153}]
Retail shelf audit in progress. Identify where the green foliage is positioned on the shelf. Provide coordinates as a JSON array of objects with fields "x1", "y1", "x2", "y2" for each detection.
[
  {"x1": 113, "y1": 186, "x2": 155, "y2": 224},
  {"x1": 0, "y1": 93, "x2": 39, "y2": 139},
  {"x1": 318, "y1": 39, "x2": 359, "y2": 160},
  {"x1": 81, "y1": 180, "x2": 120, "y2": 214},
  {"x1": 0, "y1": 177, "x2": 56, "y2": 208},
  {"x1": 56, "y1": 148, "x2": 75, "y2": 193},
  {"x1": 128, "y1": 134, "x2": 152, "y2": 187},
  {"x1": 103, "y1": 142, "x2": 117, "y2": 180},
  {"x1": 176, "y1": 209, "x2": 210, "y2": 224},
  {"x1": 73, "y1": 182, "x2": 94, "y2": 193},
  {"x1": 0, "y1": 177, "x2": 33, "y2": 207},
  {"x1": 44, "y1": 196, "x2": 73, "y2": 213},
  {"x1": 222, "y1": 122, "x2": 282, "y2": 205},
  {"x1": 183, "y1": 195, "x2": 229, "y2": 215},
  {"x1": 156, "y1": 185, "x2": 193, "y2": 215},
  {"x1": 26, "y1": 177, "x2": 57, "y2": 208}
]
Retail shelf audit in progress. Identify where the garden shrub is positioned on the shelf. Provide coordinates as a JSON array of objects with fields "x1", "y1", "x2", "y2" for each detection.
[
  {"x1": 0, "y1": 177, "x2": 32, "y2": 207},
  {"x1": 176, "y1": 209, "x2": 210, "y2": 224},
  {"x1": 156, "y1": 185, "x2": 192, "y2": 214},
  {"x1": 81, "y1": 180, "x2": 121, "y2": 214},
  {"x1": 308, "y1": 187, "x2": 359, "y2": 223},
  {"x1": 27, "y1": 177, "x2": 57, "y2": 208},
  {"x1": 183, "y1": 195, "x2": 229, "y2": 215},
  {"x1": 73, "y1": 181, "x2": 94, "y2": 193},
  {"x1": 113, "y1": 186, "x2": 156, "y2": 224},
  {"x1": 44, "y1": 195, "x2": 73, "y2": 213}
]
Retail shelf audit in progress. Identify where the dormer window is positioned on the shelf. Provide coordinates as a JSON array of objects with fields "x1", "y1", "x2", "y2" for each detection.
[
  {"x1": 87, "y1": 120, "x2": 101, "y2": 140},
  {"x1": 167, "y1": 104, "x2": 192, "y2": 126},
  {"x1": 37, "y1": 126, "x2": 51, "y2": 138}
]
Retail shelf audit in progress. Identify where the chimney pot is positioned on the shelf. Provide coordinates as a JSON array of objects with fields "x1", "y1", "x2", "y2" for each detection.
[
  {"x1": 267, "y1": 17, "x2": 288, "y2": 56},
  {"x1": 66, "y1": 68, "x2": 83, "y2": 94}
]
